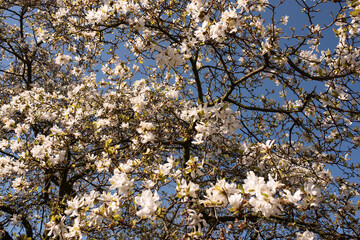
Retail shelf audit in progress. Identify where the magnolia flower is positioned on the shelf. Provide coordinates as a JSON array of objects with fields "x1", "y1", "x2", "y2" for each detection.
[
  {"x1": 304, "y1": 181, "x2": 321, "y2": 197},
  {"x1": 228, "y1": 193, "x2": 243, "y2": 209},
  {"x1": 118, "y1": 160, "x2": 134, "y2": 173},
  {"x1": 141, "y1": 131, "x2": 155, "y2": 143},
  {"x1": 237, "y1": 0, "x2": 249, "y2": 10},
  {"x1": 296, "y1": 230, "x2": 316, "y2": 240},
  {"x1": 282, "y1": 189, "x2": 302, "y2": 206},
  {"x1": 135, "y1": 190, "x2": 161, "y2": 218},
  {"x1": 109, "y1": 169, "x2": 134, "y2": 195},
  {"x1": 64, "y1": 196, "x2": 83, "y2": 217},
  {"x1": 249, "y1": 197, "x2": 282, "y2": 217},
  {"x1": 130, "y1": 94, "x2": 148, "y2": 112},
  {"x1": 243, "y1": 171, "x2": 283, "y2": 217},
  {"x1": 66, "y1": 216, "x2": 82, "y2": 239},
  {"x1": 165, "y1": 88, "x2": 179, "y2": 98},
  {"x1": 195, "y1": 21, "x2": 209, "y2": 42},
  {"x1": 302, "y1": 181, "x2": 321, "y2": 207},
  {"x1": 46, "y1": 216, "x2": 67, "y2": 239},
  {"x1": 55, "y1": 54, "x2": 71, "y2": 65},
  {"x1": 143, "y1": 179, "x2": 155, "y2": 189},
  {"x1": 209, "y1": 21, "x2": 227, "y2": 42},
  {"x1": 176, "y1": 179, "x2": 200, "y2": 201},
  {"x1": 243, "y1": 171, "x2": 266, "y2": 196},
  {"x1": 281, "y1": 15, "x2": 289, "y2": 25},
  {"x1": 12, "y1": 177, "x2": 29, "y2": 192},
  {"x1": 155, "y1": 157, "x2": 175, "y2": 176},
  {"x1": 187, "y1": 209, "x2": 208, "y2": 234},
  {"x1": 202, "y1": 179, "x2": 240, "y2": 206},
  {"x1": 14, "y1": 124, "x2": 29, "y2": 137},
  {"x1": 259, "y1": 140, "x2": 275, "y2": 152},
  {"x1": 2, "y1": 118, "x2": 15, "y2": 130},
  {"x1": 155, "y1": 47, "x2": 184, "y2": 68},
  {"x1": 266, "y1": 175, "x2": 284, "y2": 193},
  {"x1": 186, "y1": 0, "x2": 204, "y2": 21}
]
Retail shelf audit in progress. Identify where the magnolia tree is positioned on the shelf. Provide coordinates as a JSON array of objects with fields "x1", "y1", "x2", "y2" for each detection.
[{"x1": 0, "y1": 0, "x2": 360, "y2": 239}]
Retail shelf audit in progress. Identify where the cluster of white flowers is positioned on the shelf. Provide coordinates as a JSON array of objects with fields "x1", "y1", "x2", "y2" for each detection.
[
  {"x1": 186, "y1": 209, "x2": 209, "y2": 237},
  {"x1": 155, "y1": 156, "x2": 176, "y2": 177},
  {"x1": 176, "y1": 179, "x2": 200, "y2": 201},
  {"x1": 55, "y1": 54, "x2": 71, "y2": 65},
  {"x1": 109, "y1": 169, "x2": 134, "y2": 195},
  {"x1": 186, "y1": 0, "x2": 205, "y2": 22},
  {"x1": 135, "y1": 190, "x2": 161, "y2": 218},
  {"x1": 243, "y1": 172, "x2": 283, "y2": 217},
  {"x1": 130, "y1": 93, "x2": 148, "y2": 113},
  {"x1": 202, "y1": 179, "x2": 241, "y2": 206},
  {"x1": 155, "y1": 46, "x2": 185, "y2": 68},
  {"x1": 0, "y1": 156, "x2": 26, "y2": 178},
  {"x1": 180, "y1": 103, "x2": 241, "y2": 144},
  {"x1": 137, "y1": 121, "x2": 155, "y2": 143}
]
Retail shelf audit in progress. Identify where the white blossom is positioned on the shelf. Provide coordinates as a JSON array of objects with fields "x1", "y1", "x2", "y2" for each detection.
[
  {"x1": 109, "y1": 169, "x2": 134, "y2": 195},
  {"x1": 176, "y1": 179, "x2": 200, "y2": 201},
  {"x1": 55, "y1": 54, "x2": 71, "y2": 65},
  {"x1": 135, "y1": 190, "x2": 161, "y2": 218},
  {"x1": 296, "y1": 230, "x2": 316, "y2": 240}
]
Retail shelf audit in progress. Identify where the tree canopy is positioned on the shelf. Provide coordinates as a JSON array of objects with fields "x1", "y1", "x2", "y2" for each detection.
[{"x1": 0, "y1": 0, "x2": 360, "y2": 239}]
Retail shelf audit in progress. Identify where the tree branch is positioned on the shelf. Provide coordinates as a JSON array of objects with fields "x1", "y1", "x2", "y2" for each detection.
[
  {"x1": 0, "y1": 206, "x2": 33, "y2": 239},
  {"x1": 209, "y1": 53, "x2": 270, "y2": 107},
  {"x1": 287, "y1": 57, "x2": 354, "y2": 81}
]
